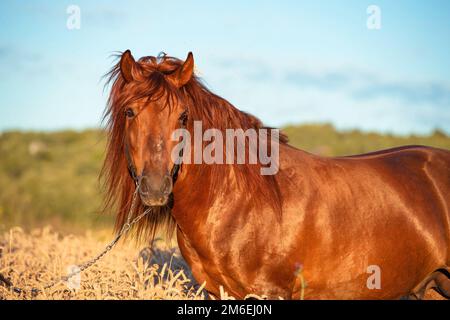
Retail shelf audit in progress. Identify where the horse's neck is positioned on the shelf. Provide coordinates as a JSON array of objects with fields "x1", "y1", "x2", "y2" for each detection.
[{"x1": 171, "y1": 162, "x2": 238, "y2": 232}]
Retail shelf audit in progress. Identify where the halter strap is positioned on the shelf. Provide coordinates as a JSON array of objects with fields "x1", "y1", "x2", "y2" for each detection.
[
  {"x1": 124, "y1": 140, "x2": 138, "y2": 185},
  {"x1": 170, "y1": 109, "x2": 188, "y2": 184}
]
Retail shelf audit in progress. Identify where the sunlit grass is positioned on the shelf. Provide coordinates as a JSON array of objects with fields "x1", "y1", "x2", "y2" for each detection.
[
  {"x1": 0, "y1": 227, "x2": 274, "y2": 300},
  {"x1": 0, "y1": 227, "x2": 205, "y2": 300}
]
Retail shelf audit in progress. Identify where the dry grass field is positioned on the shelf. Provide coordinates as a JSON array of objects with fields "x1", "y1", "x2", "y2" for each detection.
[
  {"x1": 0, "y1": 227, "x2": 443, "y2": 300},
  {"x1": 0, "y1": 227, "x2": 208, "y2": 300}
]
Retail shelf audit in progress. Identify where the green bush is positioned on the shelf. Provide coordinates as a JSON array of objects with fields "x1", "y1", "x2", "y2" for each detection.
[{"x1": 0, "y1": 125, "x2": 448, "y2": 231}]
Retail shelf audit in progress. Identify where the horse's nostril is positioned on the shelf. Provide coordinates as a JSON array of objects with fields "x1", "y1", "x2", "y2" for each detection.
[
  {"x1": 138, "y1": 176, "x2": 150, "y2": 195},
  {"x1": 138, "y1": 174, "x2": 172, "y2": 199},
  {"x1": 137, "y1": 174, "x2": 171, "y2": 206},
  {"x1": 161, "y1": 175, "x2": 173, "y2": 195}
]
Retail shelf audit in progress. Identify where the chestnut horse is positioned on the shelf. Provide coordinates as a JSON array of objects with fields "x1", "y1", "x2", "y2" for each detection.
[{"x1": 102, "y1": 50, "x2": 450, "y2": 299}]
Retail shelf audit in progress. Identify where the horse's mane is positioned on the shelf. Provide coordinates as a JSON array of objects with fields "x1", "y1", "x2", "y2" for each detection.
[{"x1": 101, "y1": 52, "x2": 288, "y2": 242}]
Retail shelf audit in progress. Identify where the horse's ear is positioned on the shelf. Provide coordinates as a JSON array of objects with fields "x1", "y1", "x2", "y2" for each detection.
[
  {"x1": 120, "y1": 50, "x2": 137, "y2": 83},
  {"x1": 167, "y1": 52, "x2": 194, "y2": 88}
]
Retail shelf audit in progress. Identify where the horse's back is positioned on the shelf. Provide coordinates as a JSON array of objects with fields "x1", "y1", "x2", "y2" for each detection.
[
  {"x1": 339, "y1": 144, "x2": 450, "y2": 162},
  {"x1": 332, "y1": 145, "x2": 449, "y2": 232},
  {"x1": 339, "y1": 145, "x2": 450, "y2": 213}
]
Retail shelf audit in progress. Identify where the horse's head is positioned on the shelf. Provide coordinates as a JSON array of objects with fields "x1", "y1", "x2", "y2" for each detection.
[
  {"x1": 118, "y1": 50, "x2": 194, "y2": 206},
  {"x1": 103, "y1": 50, "x2": 285, "y2": 237}
]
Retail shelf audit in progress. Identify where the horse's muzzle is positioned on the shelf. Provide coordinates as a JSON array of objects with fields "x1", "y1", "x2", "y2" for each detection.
[{"x1": 138, "y1": 174, "x2": 173, "y2": 206}]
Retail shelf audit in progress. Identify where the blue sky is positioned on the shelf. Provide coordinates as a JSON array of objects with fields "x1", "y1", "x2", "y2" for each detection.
[{"x1": 0, "y1": 0, "x2": 449, "y2": 134}]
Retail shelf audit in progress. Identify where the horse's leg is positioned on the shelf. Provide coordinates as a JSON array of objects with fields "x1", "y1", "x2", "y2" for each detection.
[
  {"x1": 406, "y1": 278, "x2": 436, "y2": 300},
  {"x1": 431, "y1": 268, "x2": 450, "y2": 299},
  {"x1": 404, "y1": 267, "x2": 450, "y2": 300}
]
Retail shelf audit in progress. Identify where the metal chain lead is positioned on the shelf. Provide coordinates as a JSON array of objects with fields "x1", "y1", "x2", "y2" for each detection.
[{"x1": 2, "y1": 184, "x2": 152, "y2": 296}]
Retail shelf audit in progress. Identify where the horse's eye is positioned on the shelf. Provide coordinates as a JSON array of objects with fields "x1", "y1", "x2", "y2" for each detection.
[{"x1": 125, "y1": 108, "x2": 135, "y2": 118}]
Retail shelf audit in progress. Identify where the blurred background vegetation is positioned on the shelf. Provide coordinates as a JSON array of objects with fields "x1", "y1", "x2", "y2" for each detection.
[{"x1": 1, "y1": 125, "x2": 449, "y2": 233}]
